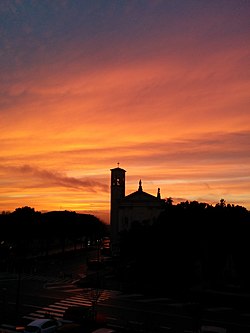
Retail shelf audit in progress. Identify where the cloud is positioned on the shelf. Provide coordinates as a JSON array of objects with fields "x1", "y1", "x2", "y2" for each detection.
[
  {"x1": 0, "y1": 165, "x2": 108, "y2": 192},
  {"x1": 0, "y1": 1, "x2": 249, "y2": 215}
]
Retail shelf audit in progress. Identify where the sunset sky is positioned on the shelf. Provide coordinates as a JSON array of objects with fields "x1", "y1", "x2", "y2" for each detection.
[{"x1": 1, "y1": 0, "x2": 250, "y2": 223}]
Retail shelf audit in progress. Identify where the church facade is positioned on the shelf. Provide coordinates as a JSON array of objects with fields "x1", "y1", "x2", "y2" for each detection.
[{"x1": 110, "y1": 166, "x2": 165, "y2": 251}]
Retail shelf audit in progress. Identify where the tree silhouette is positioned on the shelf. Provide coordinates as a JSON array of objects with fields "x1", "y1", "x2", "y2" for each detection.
[
  {"x1": 119, "y1": 199, "x2": 250, "y2": 295},
  {"x1": 0, "y1": 207, "x2": 108, "y2": 271}
]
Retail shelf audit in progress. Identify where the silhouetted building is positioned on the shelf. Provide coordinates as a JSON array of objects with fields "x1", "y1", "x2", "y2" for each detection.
[{"x1": 110, "y1": 166, "x2": 165, "y2": 254}]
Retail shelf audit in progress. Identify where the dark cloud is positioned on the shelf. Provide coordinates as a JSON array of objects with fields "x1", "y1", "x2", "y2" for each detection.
[
  {"x1": 2, "y1": 164, "x2": 108, "y2": 192},
  {"x1": 1, "y1": 0, "x2": 249, "y2": 75}
]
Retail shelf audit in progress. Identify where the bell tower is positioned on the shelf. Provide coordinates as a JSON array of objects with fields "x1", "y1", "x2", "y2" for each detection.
[{"x1": 110, "y1": 164, "x2": 126, "y2": 253}]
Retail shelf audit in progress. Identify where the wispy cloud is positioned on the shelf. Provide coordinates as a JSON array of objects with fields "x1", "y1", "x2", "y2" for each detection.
[{"x1": 0, "y1": 165, "x2": 108, "y2": 192}]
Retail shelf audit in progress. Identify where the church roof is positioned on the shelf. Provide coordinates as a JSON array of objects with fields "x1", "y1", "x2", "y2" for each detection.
[
  {"x1": 124, "y1": 190, "x2": 160, "y2": 202},
  {"x1": 121, "y1": 180, "x2": 164, "y2": 204}
]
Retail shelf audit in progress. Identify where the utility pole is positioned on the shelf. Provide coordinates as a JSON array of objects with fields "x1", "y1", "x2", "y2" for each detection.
[{"x1": 16, "y1": 259, "x2": 22, "y2": 322}]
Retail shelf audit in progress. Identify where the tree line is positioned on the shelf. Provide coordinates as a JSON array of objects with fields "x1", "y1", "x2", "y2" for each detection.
[
  {"x1": 119, "y1": 199, "x2": 250, "y2": 295},
  {"x1": 0, "y1": 206, "x2": 108, "y2": 267},
  {"x1": 1, "y1": 200, "x2": 250, "y2": 295}
]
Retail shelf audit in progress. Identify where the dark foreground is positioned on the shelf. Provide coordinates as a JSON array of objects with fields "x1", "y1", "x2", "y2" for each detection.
[{"x1": 1, "y1": 249, "x2": 250, "y2": 332}]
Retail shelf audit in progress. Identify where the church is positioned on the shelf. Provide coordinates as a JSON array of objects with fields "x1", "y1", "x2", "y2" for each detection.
[{"x1": 110, "y1": 165, "x2": 165, "y2": 252}]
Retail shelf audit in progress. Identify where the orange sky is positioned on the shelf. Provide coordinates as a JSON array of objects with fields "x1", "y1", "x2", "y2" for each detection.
[{"x1": 1, "y1": 1, "x2": 250, "y2": 222}]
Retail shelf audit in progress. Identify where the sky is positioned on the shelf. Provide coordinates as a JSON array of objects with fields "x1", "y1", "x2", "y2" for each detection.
[{"x1": 1, "y1": 0, "x2": 250, "y2": 223}]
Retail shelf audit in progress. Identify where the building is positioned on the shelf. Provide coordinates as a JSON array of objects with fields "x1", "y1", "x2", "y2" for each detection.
[{"x1": 110, "y1": 166, "x2": 165, "y2": 252}]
